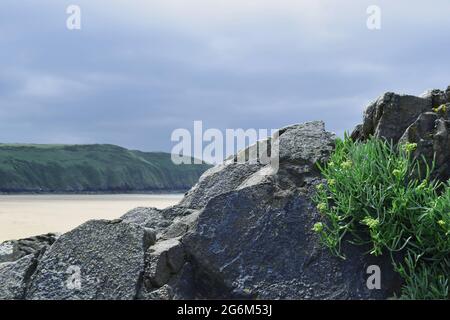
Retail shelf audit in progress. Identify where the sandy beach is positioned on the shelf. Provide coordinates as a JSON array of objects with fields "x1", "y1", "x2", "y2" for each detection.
[{"x1": 0, "y1": 194, "x2": 183, "y2": 242}]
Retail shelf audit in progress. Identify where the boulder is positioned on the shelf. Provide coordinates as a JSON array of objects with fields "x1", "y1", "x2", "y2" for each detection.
[
  {"x1": 133, "y1": 121, "x2": 398, "y2": 300},
  {"x1": 278, "y1": 121, "x2": 335, "y2": 165},
  {"x1": 183, "y1": 184, "x2": 399, "y2": 299},
  {"x1": 26, "y1": 220, "x2": 150, "y2": 300},
  {"x1": 175, "y1": 121, "x2": 398, "y2": 299},
  {"x1": 179, "y1": 121, "x2": 334, "y2": 210},
  {"x1": 352, "y1": 92, "x2": 431, "y2": 143}
]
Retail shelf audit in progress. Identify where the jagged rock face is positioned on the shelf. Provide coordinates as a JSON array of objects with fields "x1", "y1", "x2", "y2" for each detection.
[
  {"x1": 351, "y1": 86, "x2": 450, "y2": 181},
  {"x1": 399, "y1": 112, "x2": 450, "y2": 180},
  {"x1": 351, "y1": 93, "x2": 431, "y2": 143}
]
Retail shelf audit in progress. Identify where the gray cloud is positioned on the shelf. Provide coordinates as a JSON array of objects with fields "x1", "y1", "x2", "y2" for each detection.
[{"x1": 0, "y1": 0, "x2": 449, "y2": 154}]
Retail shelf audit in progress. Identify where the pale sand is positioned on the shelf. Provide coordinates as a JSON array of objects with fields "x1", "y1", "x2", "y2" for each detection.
[{"x1": 0, "y1": 194, "x2": 183, "y2": 242}]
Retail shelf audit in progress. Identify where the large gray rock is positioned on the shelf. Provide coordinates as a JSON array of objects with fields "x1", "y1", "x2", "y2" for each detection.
[
  {"x1": 278, "y1": 121, "x2": 335, "y2": 164},
  {"x1": 352, "y1": 92, "x2": 431, "y2": 143},
  {"x1": 179, "y1": 121, "x2": 334, "y2": 210},
  {"x1": 183, "y1": 184, "x2": 399, "y2": 299},
  {"x1": 352, "y1": 86, "x2": 450, "y2": 181},
  {"x1": 26, "y1": 220, "x2": 150, "y2": 300},
  {"x1": 143, "y1": 121, "x2": 399, "y2": 300}
]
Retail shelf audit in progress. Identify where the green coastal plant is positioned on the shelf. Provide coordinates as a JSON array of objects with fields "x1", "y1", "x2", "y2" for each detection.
[{"x1": 313, "y1": 135, "x2": 449, "y2": 299}]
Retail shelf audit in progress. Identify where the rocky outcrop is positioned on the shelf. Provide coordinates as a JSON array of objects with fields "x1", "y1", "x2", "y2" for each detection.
[
  {"x1": 351, "y1": 86, "x2": 450, "y2": 181},
  {"x1": 137, "y1": 121, "x2": 399, "y2": 300},
  {"x1": 7, "y1": 101, "x2": 441, "y2": 299},
  {"x1": 350, "y1": 92, "x2": 431, "y2": 143}
]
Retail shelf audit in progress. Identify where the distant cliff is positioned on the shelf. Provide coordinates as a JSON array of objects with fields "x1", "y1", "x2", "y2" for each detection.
[{"x1": 0, "y1": 144, "x2": 211, "y2": 193}]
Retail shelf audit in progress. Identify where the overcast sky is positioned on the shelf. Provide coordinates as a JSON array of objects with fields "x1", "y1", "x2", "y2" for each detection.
[{"x1": 0, "y1": 0, "x2": 449, "y2": 154}]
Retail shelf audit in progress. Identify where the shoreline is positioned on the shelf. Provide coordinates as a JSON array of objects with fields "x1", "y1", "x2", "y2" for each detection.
[{"x1": 0, "y1": 193, "x2": 184, "y2": 242}]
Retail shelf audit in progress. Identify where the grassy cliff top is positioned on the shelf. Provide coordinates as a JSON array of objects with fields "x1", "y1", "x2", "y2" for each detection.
[{"x1": 0, "y1": 143, "x2": 211, "y2": 193}]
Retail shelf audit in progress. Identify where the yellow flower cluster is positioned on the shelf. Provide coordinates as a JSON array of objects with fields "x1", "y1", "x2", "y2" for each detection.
[
  {"x1": 402, "y1": 142, "x2": 417, "y2": 153},
  {"x1": 316, "y1": 203, "x2": 327, "y2": 213},
  {"x1": 340, "y1": 160, "x2": 353, "y2": 170},
  {"x1": 362, "y1": 216, "x2": 380, "y2": 229},
  {"x1": 312, "y1": 222, "x2": 324, "y2": 233}
]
